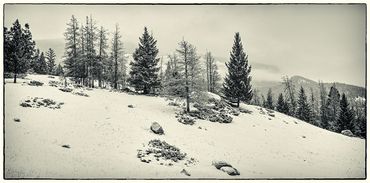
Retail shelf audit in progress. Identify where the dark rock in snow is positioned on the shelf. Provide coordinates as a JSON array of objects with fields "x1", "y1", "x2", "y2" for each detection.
[
  {"x1": 150, "y1": 122, "x2": 164, "y2": 135},
  {"x1": 128, "y1": 104, "x2": 134, "y2": 108},
  {"x1": 14, "y1": 118, "x2": 21, "y2": 122},
  {"x1": 220, "y1": 166, "x2": 240, "y2": 176},
  {"x1": 62, "y1": 145, "x2": 70, "y2": 149},
  {"x1": 180, "y1": 169, "x2": 191, "y2": 176},
  {"x1": 212, "y1": 160, "x2": 232, "y2": 169},
  {"x1": 341, "y1": 130, "x2": 355, "y2": 137},
  {"x1": 59, "y1": 87, "x2": 73, "y2": 92}
]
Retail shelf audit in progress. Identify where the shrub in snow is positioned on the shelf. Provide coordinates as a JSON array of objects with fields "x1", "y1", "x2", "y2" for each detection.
[
  {"x1": 20, "y1": 97, "x2": 63, "y2": 109},
  {"x1": 137, "y1": 139, "x2": 187, "y2": 164},
  {"x1": 20, "y1": 102, "x2": 32, "y2": 107},
  {"x1": 28, "y1": 80, "x2": 44, "y2": 86},
  {"x1": 48, "y1": 80, "x2": 61, "y2": 87},
  {"x1": 73, "y1": 91, "x2": 89, "y2": 97},
  {"x1": 150, "y1": 122, "x2": 164, "y2": 135},
  {"x1": 59, "y1": 88, "x2": 73, "y2": 92},
  {"x1": 47, "y1": 76, "x2": 55, "y2": 78},
  {"x1": 341, "y1": 130, "x2": 355, "y2": 137},
  {"x1": 177, "y1": 113, "x2": 196, "y2": 125}
]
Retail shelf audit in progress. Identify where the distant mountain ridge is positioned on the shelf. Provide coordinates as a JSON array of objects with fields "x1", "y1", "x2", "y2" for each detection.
[{"x1": 253, "y1": 75, "x2": 366, "y2": 101}]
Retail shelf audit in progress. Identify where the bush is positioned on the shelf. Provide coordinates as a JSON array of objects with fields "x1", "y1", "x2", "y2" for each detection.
[
  {"x1": 147, "y1": 139, "x2": 186, "y2": 161},
  {"x1": 59, "y1": 88, "x2": 73, "y2": 92},
  {"x1": 28, "y1": 80, "x2": 44, "y2": 86}
]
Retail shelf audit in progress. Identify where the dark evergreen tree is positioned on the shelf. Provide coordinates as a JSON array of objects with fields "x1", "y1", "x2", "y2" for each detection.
[
  {"x1": 223, "y1": 32, "x2": 253, "y2": 107},
  {"x1": 55, "y1": 63, "x2": 64, "y2": 76},
  {"x1": 63, "y1": 15, "x2": 80, "y2": 79},
  {"x1": 296, "y1": 86, "x2": 312, "y2": 122},
  {"x1": 129, "y1": 27, "x2": 161, "y2": 94},
  {"x1": 4, "y1": 19, "x2": 35, "y2": 83},
  {"x1": 34, "y1": 52, "x2": 48, "y2": 74},
  {"x1": 46, "y1": 48, "x2": 56, "y2": 74},
  {"x1": 276, "y1": 93, "x2": 289, "y2": 114},
  {"x1": 110, "y1": 24, "x2": 125, "y2": 89},
  {"x1": 326, "y1": 84, "x2": 341, "y2": 131},
  {"x1": 205, "y1": 51, "x2": 221, "y2": 93},
  {"x1": 319, "y1": 81, "x2": 329, "y2": 129},
  {"x1": 264, "y1": 88, "x2": 274, "y2": 110},
  {"x1": 96, "y1": 26, "x2": 108, "y2": 88},
  {"x1": 337, "y1": 93, "x2": 354, "y2": 132},
  {"x1": 282, "y1": 76, "x2": 296, "y2": 116}
]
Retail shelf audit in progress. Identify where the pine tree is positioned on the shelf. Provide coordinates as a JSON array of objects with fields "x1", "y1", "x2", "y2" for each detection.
[
  {"x1": 251, "y1": 89, "x2": 262, "y2": 106},
  {"x1": 84, "y1": 15, "x2": 98, "y2": 88},
  {"x1": 63, "y1": 15, "x2": 80, "y2": 79},
  {"x1": 296, "y1": 86, "x2": 312, "y2": 122},
  {"x1": 319, "y1": 81, "x2": 329, "y2": 129},
  {"x1": 264, "y1": 88, "x2": 274, "y2": 110},
  {"x1": 282, "y1": 76, "x2": 296, "y2": 116},
  {"x1": 110, "y1": 24, "x2": 125, "y2": 89},
  {"x1": 162, "y1": 54, "x2": 185, "y2": 97},
  {"x1": 55, "y1": 63, "x2": 64, "y2": 76},
  {"x1": 337, "y1": 93, "x2": 354, "y2": 132},
  {"x1": 223, "y1": 32, "x2": 253, "y2": 107},
  {"x1": 176, "y1": 40, "x2": 203, "y2": 112},
  {"x1": 129, "y1": 27, "x2": 161, "y2": 94},
  {"x1": 96, "y1": 26, "x2": 108, "y2": 87},
  {"x1": 4, "y1": 19, "x2": 35, "y2": 83},
  {"x1": 309, "y1": 87, "x2": 319, "y2": 124},
  {"x1": 205, "y1": 51, "x2": 221, "y2": 93},
  {"x1": 46, "y1": 48, "x2": 56, "y2": 75},
  {"x1": 33, "y1": 51, "x2": 47, "y2": 74},
  {"x1": 326, "y1": 84, "x2": 341, "y2": 131},
  {"x1": 276, "y1": 93, "x2": 289, "y2": 114}
]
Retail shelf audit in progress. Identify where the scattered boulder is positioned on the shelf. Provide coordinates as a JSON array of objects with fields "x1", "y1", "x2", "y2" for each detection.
[
  {"x1": 212, "y1": 161, "x2": 232, "y2": 169},
  {"x1": 180, "y1": 169, "x2": 191, "y2": 176},
  {"x1": 220, "y1": 166, "x2": 240, "y2": 176},
  {"x1": 213, "y1": 160, "x2": 240, "y2": 176},
  {"x1": 28, "y1": 80, "x2": 44, "y2": 86},
  {"x1": 267, "y1": 113, "x2": 275, "y2": 117},
  {"x1": 341, "y1": 130, "x2": 355, "y2": 137},
  {"x1": 150, "y1": 122, "x2": 164, "y2": 135},
  {"x1": 13, "y1": 118, "x2": 20, "y2": 122},
  {"x1": 128, "y1": 104, "x2": 134, "y2": 108}
]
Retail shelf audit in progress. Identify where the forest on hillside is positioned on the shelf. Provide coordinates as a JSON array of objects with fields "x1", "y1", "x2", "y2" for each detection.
[{"x1": 4, "y1": 16, "x2": 366, "y2": 138}]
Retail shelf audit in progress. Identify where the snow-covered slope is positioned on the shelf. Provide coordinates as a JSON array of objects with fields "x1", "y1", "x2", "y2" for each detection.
[{"x1": 4, "y1": 75, "x2": 365, "y2": 179}]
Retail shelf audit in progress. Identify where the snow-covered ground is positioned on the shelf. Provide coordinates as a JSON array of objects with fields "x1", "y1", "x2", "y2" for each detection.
[{"x1": 4, "y1": 74, "x2": 365, "y2": 179}]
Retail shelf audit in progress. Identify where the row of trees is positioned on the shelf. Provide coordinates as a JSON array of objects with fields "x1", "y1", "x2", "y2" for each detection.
[
  {"x1": 255, "y1": 80, "x2": 366, "y2": 138},
  {"x1": 4, "y1": 19, "x2": 64, "y2": 81}
]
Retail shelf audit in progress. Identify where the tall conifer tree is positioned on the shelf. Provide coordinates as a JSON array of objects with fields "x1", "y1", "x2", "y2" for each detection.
[
  {"x1": 129, "y1": 27, "x2": 160, "y2": 94},
  {"x1": 223, "y1": 32, "x2": 253, "y2": 107}
]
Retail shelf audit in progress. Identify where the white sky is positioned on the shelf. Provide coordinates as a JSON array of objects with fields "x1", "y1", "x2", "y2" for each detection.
[{"x1": 4, "y1": 4, "x2": 366, "y2": 87}]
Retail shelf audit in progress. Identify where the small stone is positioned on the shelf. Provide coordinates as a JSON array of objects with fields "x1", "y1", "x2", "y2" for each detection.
[
  {"x1": 180, "y1": 169, "x2": 191, "y2": 176},
  {"x1": 128, "y1": 104, "x2": 134, "y2": 108},
  {"x1": 212, "y1": 160, "x2": 232, "y2": 169},
  {"x1": 13, "y1": 118, "x2": 20, "y2": 122},
  {"x1": 62, "y1": 144, "x2": 70, "y2": 149},
  {"x1": 220, "y1": 166, "x2": 240, "y2": 176},
  {"x1": 150, "y1": 122, "x2": 164, "y2": 135}
]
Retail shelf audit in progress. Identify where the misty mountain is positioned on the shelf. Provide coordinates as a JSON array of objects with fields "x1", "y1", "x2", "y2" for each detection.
[{"x1": 254, "y1": 75, "x2": 366, "y2": 101}]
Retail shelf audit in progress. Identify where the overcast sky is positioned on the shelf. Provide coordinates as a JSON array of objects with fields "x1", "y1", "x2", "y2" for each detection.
[{"x1": 4, "y1": 4, "x2": 366, "y2": 87}]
